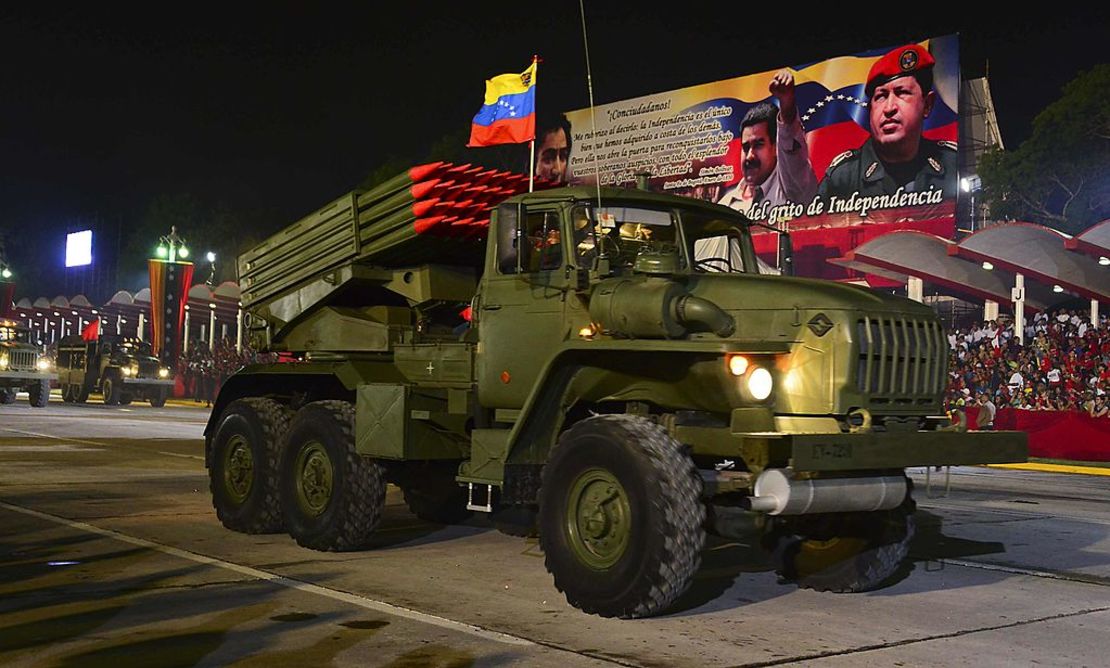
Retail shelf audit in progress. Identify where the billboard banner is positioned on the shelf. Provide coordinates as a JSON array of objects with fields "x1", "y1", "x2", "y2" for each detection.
[{"x1": 562, "y1": 35, "x2": 960, "y2": 231}]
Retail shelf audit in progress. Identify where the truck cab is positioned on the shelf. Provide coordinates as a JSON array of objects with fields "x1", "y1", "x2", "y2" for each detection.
[
  {"x1": 56, "y1": 334, "x2": 174, "y2": 406},
  {"x1": 0, "y1": 319, "x2": 55, "y2": 407}
]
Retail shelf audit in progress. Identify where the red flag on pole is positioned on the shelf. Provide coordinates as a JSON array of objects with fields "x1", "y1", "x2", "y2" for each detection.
[{"x1": 81, "y1": 319, "x2": 100, "y2": 342}]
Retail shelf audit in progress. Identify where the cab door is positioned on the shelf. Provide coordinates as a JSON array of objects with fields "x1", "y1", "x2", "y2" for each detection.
[{"x1": 476, "y1": 203, "x2": 570, "y2": 409}]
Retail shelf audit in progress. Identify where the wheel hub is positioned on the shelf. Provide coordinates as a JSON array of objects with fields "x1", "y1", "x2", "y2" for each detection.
[
  {"x1": 295, "y1": 440, "x2": 333, "y2": 517},
  {"x1": 223, "y1": 434, "x2": 254, "y2": 504},
  {"x1": 566, "y1": 468, "x2": 631, "y2": 569}
]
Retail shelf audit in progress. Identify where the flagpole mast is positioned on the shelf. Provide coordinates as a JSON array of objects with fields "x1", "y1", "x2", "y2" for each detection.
[
  {"x1": 529, "y1": 54, "x2": 539, "y2": 193},
  {"x1": 578, "y1": 0, "x2": 602, "y2": 208}
]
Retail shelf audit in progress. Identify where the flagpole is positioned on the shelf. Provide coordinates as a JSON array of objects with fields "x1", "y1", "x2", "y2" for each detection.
[
  {"x1": 579, "y1": 0, "x2": 602, "y2": 207},
  {"x1": 529, "y1": 54, "x2": 539, "y2": 193}
]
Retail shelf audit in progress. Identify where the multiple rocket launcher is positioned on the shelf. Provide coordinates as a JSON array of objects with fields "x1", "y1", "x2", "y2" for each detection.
[{"x1": 238, "y1": 162, "x2": 557, "y2": 312}]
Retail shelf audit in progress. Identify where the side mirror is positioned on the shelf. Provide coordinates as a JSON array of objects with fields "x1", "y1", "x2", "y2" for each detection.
[{"x1": 778, "y1": 232, "x2": 794, "y2": 277}]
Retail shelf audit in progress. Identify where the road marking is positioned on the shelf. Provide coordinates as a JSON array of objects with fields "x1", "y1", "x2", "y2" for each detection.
[
  {"x1": 0, "y1": 500, "x2": 534, "y2": 647},
  {"x1": 941, "y1": 557, "x2": 1110, "y2": 586},
  {"x1": 988, "y1": 462, "x2": 1110, "y2": 477},
  {"x1": 0, "y1": 444, "x2": 103, "y2": 452},
  {"x1": 0, "y1": 427, "x2": 204, "y2": 461}
]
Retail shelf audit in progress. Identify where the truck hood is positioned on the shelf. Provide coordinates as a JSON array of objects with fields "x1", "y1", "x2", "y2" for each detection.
[{"x1": 685, "y1": 272, "x2": 935, "y2": 318}]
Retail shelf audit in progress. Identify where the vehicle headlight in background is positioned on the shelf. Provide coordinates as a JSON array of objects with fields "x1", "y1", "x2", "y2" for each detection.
[
  {"x1": 0, "y1": 354, "x2": 8, "y2": 369},
  {"x1": 158, "y1": 368, "x2": 170, "y2": 378},
  {"x1": 37, "y1": 358, "x2": 53, "y2": 371},
  {"x1": 747, "y1": 367, "x2": 774, "y2": 401},
  {"x1": 122, "y1": 366, "x2": 133, "y2": 377},
  {"x1": 129, "y1": 363, "x2": 139, "y2": 377}
]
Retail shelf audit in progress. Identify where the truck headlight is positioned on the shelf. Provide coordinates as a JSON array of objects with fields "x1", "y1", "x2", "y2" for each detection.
[
  {"x1": 158, "y1": 368, "x2": 170, "y2": 378},
  {"x1": 0, "y1": 354, "x2": 7, "y2": 369},
  {"x1": 747, "y1": 367, "x2": 774, "y2": 401},
  {"x1": 122, "y1": 366, "x2": 133, "y2": 377},
  {"x1": 37, "y1": 358, "x2": 53, "y2": 371}
]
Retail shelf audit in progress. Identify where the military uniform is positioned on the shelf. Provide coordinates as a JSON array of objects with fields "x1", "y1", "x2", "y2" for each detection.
[{"x1": 817, "y1": 137, "x2": 957, "y2": 200}]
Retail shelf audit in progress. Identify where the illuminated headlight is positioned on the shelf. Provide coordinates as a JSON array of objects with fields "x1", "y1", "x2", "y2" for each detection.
[
  {"x1": 122, "y1": 366, "x2": 133, "y2": 377},
  {"x1": 0, "y1": 354, "x2": 7, "y2": 369},
  {"x1": 37, "y1": 358, "x2": 53, "y2": 371},
  {"x1": 158, "y1": 367, "x2": 170, "y2": 378},
  {"x1": 747, "y1": 367, "x2": 774, "y2": 401}
]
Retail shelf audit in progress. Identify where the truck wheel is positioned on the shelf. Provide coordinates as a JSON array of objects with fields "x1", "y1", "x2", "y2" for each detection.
[
  {"x1": 101, "y1": 374, "x2": 122, "y2": 406},
  {"x1": 280, "y1": 400, "x2": 386, "y2": 551},
  {"x1": 209, "y1": 397, "x2": 291, "y2": 533},
  {"x1": 62, "y1": 384, "x2": 74, "y2": 403},
  {"x1": 399, "y1": 464, "x2": 472, "y2": 525},
  {"x1": 0, "y1": 388, "x2": 15, "y2": 404},
  {"x1": 149, "y1": 389, "x2": 168, "y2": 408},
  {"x1": 119, "y1": 394, "x2": 133, "y2": 406},
  {"x1": 28, "y1": 380, "x2": 50, "y2": 407},
  {"x1": 75, "y1": 385, "x2": 90, "y2": 404},
  {"x1": 538, "y1": 414, "x2": 706, "y2": 618},
  {"x1": 767, "y1": 496, "x2": 916, "y2": 593}
]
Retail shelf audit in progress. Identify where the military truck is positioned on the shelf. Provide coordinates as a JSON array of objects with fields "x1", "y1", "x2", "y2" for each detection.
[
  {"x1": 0, "y1": 318, "x2": 55, "y2": 407},
  {"x1": 56, "y1": 334, "x2": 174, "y2": 407},
  {"x1": 204, "y1": 162, "x2": 1027, "y2": 619}
]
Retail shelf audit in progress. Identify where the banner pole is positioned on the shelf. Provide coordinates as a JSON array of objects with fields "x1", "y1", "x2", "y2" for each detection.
[{"x1": 529, "y1": 54, "x2": 538, "y2": 193}]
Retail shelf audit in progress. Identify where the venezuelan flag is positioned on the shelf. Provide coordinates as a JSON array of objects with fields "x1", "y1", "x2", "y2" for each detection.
[{"x1": 467, "y1": 61, "x2": 536, "y2": 147}]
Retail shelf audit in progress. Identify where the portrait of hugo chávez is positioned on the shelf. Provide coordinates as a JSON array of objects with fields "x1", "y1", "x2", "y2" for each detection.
[{"x1": 817, "y1": 43, "x2": 957, "y2": 200}]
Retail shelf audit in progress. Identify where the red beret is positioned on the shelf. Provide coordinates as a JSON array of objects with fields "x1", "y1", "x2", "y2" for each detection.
[{"x1": 865, "y1": 44, "x2": 935, "y2": 98}]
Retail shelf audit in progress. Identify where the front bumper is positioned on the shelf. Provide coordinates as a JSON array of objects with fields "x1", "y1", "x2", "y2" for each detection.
[
  {"x1": 122, "y1": 378, "x2": 175, "y2": 387},
  {"x1": 0, "y1": 370, "x2": 57, "y2": 382},
  {"x1": 678, "y1": 425, "x2": 1028, "y2": 472}
]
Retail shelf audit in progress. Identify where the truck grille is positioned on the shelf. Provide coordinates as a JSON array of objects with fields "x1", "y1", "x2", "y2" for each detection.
[
  {"x1": 857, "y1": 317, "x2": 947, "y2": 400},
  {"x1": 8, "y1": 350, "x2": 37, "y2": 371}
]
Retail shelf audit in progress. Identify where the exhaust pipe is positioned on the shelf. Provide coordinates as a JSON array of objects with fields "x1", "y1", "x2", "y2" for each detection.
[{"x1": 744, "y1": 468, "x2": 906, "y2": 515}]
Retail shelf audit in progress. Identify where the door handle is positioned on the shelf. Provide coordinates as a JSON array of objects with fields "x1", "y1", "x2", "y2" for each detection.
[{"x1": 483, "y1": 304, "x2": 502, "y2": 311}]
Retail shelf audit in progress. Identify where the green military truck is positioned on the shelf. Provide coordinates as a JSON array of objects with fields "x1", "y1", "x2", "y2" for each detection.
[
  {"x1": 56, "y1": 334, "x2": 174, "y2": 407},
  {"x1": 0, "y1": 318, "x2": 55, "y2": 407},
  {"x1": 204, "y1": 164, "x2": 1027, "y2": 618}
]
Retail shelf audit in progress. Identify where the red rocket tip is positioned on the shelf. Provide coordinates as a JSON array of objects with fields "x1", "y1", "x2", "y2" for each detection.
[
  {"x1": 411, "y1": 198, "x2": 441, "y2": 218},
  {"x1": 408, "y1": 162, "x2": 445, "y2": 182},
  {"x1": 409, "y1": 179, "x2": 440, "y2": 200}
]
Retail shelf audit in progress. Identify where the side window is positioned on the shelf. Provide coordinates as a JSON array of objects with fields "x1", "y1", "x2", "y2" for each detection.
[{"x1": 497, "y1": 205, "x2": 562, "y2": 274}]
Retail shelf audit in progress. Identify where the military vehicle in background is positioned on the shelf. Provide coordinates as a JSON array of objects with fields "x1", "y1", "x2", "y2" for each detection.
[
  {"x1": 0, "y1": 318, "x2": 55, "y2": 407},
  {"x1": 56, "y1": 334, "x2": 174, "y2": 407},
  {"x1": 203, "y1": 162, "x2": 1027, "y2": 619}
]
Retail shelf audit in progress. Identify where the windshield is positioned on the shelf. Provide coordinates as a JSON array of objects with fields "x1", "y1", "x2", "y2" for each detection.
[
  {"x1": 572, "y1": 202, "x2": 755, "y2": 274},
  {"x1": 0, "y1": 325, "x2": 30, "y2": 343},
  {"x1": 116, "y1": 341, "x2": 154, "y2": 356}
]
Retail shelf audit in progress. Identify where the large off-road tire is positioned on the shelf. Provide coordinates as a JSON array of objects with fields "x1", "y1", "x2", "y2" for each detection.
[
  {"x1": 74, "y1": 384, "x2": 90, "y2": 404},
  {"x1": 280, "y1": 400, "x2": 386, "y2": 551},
  {"x1": 62, "y1": 384, "x2": 74, "y2": 403},
  {"x1": 768, "y1": 494, "x2": 916, "y2": 593},
  {"x1": 149, "y1": 388, "x2": 168, "y2": 408},
  {"x1": 538, "y1": 414, "x2": 706, "y2": 618},
  {"x1": 101, "y1": 374, "x2": 122, "y2": 406},
  {"x1": 209, "y1": 397, "x2": 291, "y2": 534},
  {"x1": 28, "y1": 380, "x2": 50, "y2": 407},
  {"x1": 119, "y1": 394, "x2": 133, "y2": 406},
  {"x1": 398, "y1": 463, "x2": 472, "y2": 525},
  {"x1": 0, "y1": 388, "x2": 16, "y2": 404}
]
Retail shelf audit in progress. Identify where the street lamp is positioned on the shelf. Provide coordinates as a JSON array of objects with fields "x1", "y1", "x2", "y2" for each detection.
[
  {"x1": 205, "y1": 251, "x2": 217, "y2": 286},
  {"x1": 155, "y1": 226, "x2": 190, "y2": 263}
]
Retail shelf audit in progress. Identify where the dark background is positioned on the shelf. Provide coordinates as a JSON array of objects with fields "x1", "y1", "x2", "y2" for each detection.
[{"x1": 0, "y1": 4, "x2": 1105, "y2": 298}]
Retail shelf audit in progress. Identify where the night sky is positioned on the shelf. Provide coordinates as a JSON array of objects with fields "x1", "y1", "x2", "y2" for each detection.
[{"x1": 1, "y1": 5, "x2": 1105, "y2": 298}]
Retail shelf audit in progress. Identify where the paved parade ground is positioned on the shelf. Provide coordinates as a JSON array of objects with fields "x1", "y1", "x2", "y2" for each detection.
[{"x1": 1, "y1": 397, "x2": 1108, "y2": 667}]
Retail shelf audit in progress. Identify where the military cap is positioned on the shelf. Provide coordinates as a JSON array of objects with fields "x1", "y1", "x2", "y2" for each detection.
[{"x1": 865, "y1": 44, "x2": 935, "y2": 98}]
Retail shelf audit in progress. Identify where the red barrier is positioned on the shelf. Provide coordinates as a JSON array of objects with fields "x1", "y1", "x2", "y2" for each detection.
[{"x1": 964, "y1": 407, "x2": 1110, "y2": 462}]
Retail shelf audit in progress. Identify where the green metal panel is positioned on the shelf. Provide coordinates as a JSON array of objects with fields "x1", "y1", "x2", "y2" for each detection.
[{"x1": 355, "y1": 383, "x2": 468, "y2": 460}]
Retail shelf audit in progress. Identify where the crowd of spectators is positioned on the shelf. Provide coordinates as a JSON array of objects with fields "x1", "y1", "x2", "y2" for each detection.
[
  {"x1": 945, "y1": 308, "x2": 1110, "y2": 417},
  {"x1": 178, "y1": 338, "x2": 275, "y2": 406}
]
